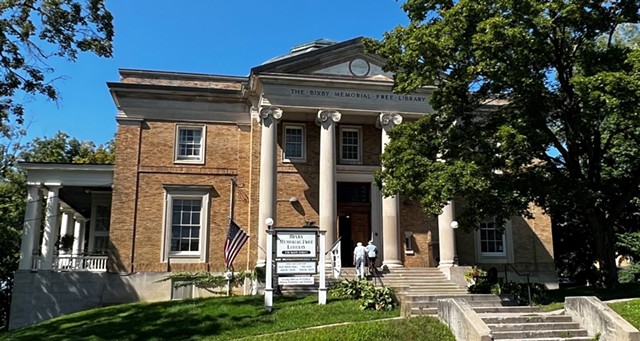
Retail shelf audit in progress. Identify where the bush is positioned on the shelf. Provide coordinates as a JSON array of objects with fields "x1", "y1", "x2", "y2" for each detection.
[
  {"x1": 330, "y1": 279, "x2": 398, "y2": 311},
  {"x1": 161, "y1": 271, "x2": 251, "y2": 294},
  {"x1": 618, "y1": 263, "x2": 640, "y2": 283},
  {"x1": 499, "y1": 281, "x2": 547, "y2": 305},
  {"x1": 361, "y1": 285, "x2": 397, "y2": 311},
  {"x1": 330, "y1": 279, "x2": 369, "y2": 299}
]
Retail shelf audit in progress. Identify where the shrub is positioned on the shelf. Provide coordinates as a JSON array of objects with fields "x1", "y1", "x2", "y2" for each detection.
[
  {"x1": 161, "y1": 271, "x2": 251, "y2": 294},
  {"x1": 330, "y1": 278, "x2": 369, "y2": 299},
  {"x1": 618, "y1": 263, "x2": 640, "y2": 283},
  {"x1": 464, "y1": 266, "x2": 486, "y2": 283},
  {"x1": 499, "y1": 281, "x2": 547, "y2": 305},
  {"x1": 330, "y1": 279, "x2": 398, "y2": 311},
  {"x1": 361, "y1": 285, "x2": 397, "y2": 311}
]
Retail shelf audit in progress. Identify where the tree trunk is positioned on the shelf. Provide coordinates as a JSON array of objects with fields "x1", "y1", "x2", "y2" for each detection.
[{"x1": 590, "y1": 211, "x2": 618, "y2": 288}]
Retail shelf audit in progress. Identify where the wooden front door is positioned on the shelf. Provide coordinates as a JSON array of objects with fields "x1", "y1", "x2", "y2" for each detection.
[{"x1": 338, "y1": 205, "x2": 371, "y2": 267}]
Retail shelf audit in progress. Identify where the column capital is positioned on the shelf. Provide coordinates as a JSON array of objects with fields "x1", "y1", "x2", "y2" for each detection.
[
  {"x1": 259, "y1": 106, "x2": 283, "y2": 122},
  {"x1": 376, "y1": 112, "x2": 403, "y2": 129},
  {"x1": 316, "y1": 109, "x2": 341, "y2": 124}
]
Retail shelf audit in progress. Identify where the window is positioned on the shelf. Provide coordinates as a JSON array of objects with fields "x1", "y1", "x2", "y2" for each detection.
[
  {"x1": 340, "y1": 126, "x2": 362, "y2": 164},
  {"x1": 404, "y1": 231, "x2": 414, "y2": 255},
  {"x1": 479, "y1": 219, "x2": 506, "y2": 256},
  {"x1": 175, "y1": 125, "x2": 205, "y2": 163},
  {"x1": 283, "y1": 124, "x2": 305, "y2": 162},
  {"x1": 171, "y1": 280, "x2": 194, "y2": 300},
  {"x1": 89, "y1": 193, "x2": 111, "y2": 254},
  {"x1": 163, "y1": 187, "x2": 210, "y2": 261}
]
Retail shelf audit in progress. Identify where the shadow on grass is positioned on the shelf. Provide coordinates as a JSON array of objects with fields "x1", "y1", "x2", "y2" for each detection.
[
  {"x1": 4, "y1": 295, "x2": 314, "y2": 341},
  {"x1": 541, "y1": 282, "x2": 640, "y2": 305}
]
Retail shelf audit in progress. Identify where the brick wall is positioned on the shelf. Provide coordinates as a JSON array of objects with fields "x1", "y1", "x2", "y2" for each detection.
[{"x1": 109, "y1": 119, "x2": 253, "y2": 272}]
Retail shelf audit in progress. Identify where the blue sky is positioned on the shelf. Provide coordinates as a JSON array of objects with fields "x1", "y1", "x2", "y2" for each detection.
[{"x1": 21, "y1": 0, "x2": 409, "y2": 145}]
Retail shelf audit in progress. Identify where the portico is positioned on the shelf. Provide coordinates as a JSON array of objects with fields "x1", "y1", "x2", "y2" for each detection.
[
  {"x1": 17, "y1": 163, "x2": 114, "y2": 272},
  {"x1": 250, "y1": 54, "x2": 458, "y2": 269}
]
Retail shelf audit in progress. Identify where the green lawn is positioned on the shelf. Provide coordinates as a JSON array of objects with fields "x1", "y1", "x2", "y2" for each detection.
[
  {"x1": 609, "y1": 299, "x2": 640, "y2": 330},
  {"x1": 2, "y1": 295, "x2": 411, "y2": 341},
  {"x1": 253, "y1": 316, "x2": 455, "y2": 341}
]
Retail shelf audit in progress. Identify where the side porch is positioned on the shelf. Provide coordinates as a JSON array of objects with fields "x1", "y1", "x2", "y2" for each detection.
[{"x1": 17, "y1": 162, "x2": 114, "y2": 272}]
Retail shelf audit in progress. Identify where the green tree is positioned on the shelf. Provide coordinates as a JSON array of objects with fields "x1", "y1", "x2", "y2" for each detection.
[
  {"x1": 368, "y1": 0, "x2": 640, "y2": 288},
  {"x1": 0, "y1": 131, "x2": 113, "y2": 330},
  {"x1": 0, "y1": 0, "x2": 113, "y2": 138}
]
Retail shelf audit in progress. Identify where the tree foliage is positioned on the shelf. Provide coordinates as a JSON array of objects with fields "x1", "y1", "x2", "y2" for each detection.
[
  {"x1": 368, "y1": 0, "x2": 640, "y2": 288},
  {"x1": 0, "y1": 0, "x2": 113, "y2": 138},
  {"x1": 0, "y1": 131, "x2": 113, "y2": 330}
]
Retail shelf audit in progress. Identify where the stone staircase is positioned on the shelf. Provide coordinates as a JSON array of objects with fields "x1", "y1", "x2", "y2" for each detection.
[
  {"x1": 276, "y1": 267, "x2": 599, "y2": 340},
  {"x1": 372, "y1": 267, "x2": 468, "y2": 296},
  {"x1": 481, "y1": 313, "x2": 592, "y2": 340}
]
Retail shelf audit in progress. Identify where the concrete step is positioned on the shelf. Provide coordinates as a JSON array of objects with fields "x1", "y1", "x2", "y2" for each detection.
[
  {"x1": 409, "y1": 307, "x2": 438, "y2": 316},
  {"x1": 401, "y1": 294, "x2": 501, "y2": 303},
  {"x1": 496, "y1": 338, "x2": 594, "y2": 341},
  {"x1": 490, "y1": 329, "x2": 588, "y2": 339},
  {"x1": 473, "y1": 306, "x2": 541, "y2": 314},
  {"x1": 481, "y1": 314, "x2": 574, "y2": 324},
  {"x1": 487, "y1": 322, "x2": 581, "y2": 332}
]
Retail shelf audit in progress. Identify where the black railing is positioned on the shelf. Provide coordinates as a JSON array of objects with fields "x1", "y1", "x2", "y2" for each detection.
[{"x1": 504, "y1": 263, "x2": 532, "y2": 306}]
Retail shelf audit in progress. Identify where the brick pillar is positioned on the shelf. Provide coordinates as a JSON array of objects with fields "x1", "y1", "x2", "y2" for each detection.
[{"x1": 110, "y1": 117, "x2": 143, "y2": 272}]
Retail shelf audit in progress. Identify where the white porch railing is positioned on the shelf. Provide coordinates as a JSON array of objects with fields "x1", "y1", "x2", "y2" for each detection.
[{"x1": 29, "y1": 254, "x2": 108, "y2": 272}]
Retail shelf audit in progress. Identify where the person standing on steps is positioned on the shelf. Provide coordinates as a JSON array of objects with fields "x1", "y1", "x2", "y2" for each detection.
[
  {"x1": 353, "y1": 242, "x2": 367, "y2": 279},
  {"x1": 366, "y1": 240, "x2": 378, "y2": 276}
]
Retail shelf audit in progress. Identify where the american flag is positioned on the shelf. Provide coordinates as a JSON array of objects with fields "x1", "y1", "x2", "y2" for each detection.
[{"x1": 224, "y1": 220, "x2": 248, "y2": 270}]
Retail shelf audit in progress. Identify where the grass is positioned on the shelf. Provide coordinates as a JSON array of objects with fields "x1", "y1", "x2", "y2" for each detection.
[
  {"x1": 610, "y1": 299, "x2": 640, "y2": 330},
  {"x1": 535, "y1": 282, "x2": 640, "y2": 311},
  {"x1": 2, "y1": 295, "x2": 402, "y2": 341},
  {"x1": 253, "y1": 316, "x2": 455, "y2": 341}
]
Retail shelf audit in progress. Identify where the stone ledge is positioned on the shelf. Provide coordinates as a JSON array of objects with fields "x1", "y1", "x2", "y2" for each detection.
[{"x1": 565, "y1": 296, "x2": 640, "y2": 341}]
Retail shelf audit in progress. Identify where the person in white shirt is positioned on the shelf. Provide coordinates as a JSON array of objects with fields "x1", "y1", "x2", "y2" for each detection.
[
  {"x1": 353, "y1": 242, "x2": 367, "y2": 279},
  {"x1": 366, "y1": 240, "x2": 378, "y2": 275}
]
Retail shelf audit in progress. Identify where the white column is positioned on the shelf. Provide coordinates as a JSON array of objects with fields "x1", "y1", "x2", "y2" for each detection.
[
  {"x1": 317, "y1": 109, "x2": 341, "y2": 256},
  {"x1": 59, "y1": 210, "x2": 74, "y2": 255},
  {"x1": 72, "y1": 215, "x2": 86, "y2": 255},
  {"x1": 18, "y1": 184, "x2": 41, "y2": 270},
  {"x1": 438, "y1": 201, "x2": 456, "y2": 269},
  {"x1": 257, "y1": 107, "x2": 282, "y2": 267},
  {"x1": 41, "y1": 184, "x2": 61, "y2": 270},
  {"x1": 378, "y1": 113, "x2": 403, "y2": 268}
]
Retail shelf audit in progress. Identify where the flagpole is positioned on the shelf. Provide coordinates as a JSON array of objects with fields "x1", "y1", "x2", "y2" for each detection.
[
  {"x1": 226, "y1": 177, "x2": 236, "y2": 296},
  {"x1": 229, "y1": 177, "x2": 236, "y2": 224}
]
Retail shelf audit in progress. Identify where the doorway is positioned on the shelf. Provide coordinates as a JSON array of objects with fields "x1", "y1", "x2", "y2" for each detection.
[{"x1": 337, "y1": 182, "x2": 371, "y2": 267}]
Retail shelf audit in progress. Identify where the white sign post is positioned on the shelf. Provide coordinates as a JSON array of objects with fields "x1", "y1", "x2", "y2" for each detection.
[
  {"x1": 265, "y1": 227, "x2": 326, "y2": 311},
  {"x1": 264, "y1": 229, "x2": 275, "y2": 312},
  {"x1": 318, "y1": 230, "x2": 327, "y2": 304}
]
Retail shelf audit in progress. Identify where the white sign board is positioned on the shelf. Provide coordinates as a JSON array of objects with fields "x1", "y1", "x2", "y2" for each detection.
[
  {"x1": 276, "y1": 231, "x2": 317, "y2": 259},
  {"x1": 277, "y1": 261, "x2": 317, "y2": 275},
  {"x1": 278, "y1": 276, "x2": 315, "y2": 286}
]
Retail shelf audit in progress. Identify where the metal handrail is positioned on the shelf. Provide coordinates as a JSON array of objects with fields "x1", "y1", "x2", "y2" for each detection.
[{"x1": 504, "y1": 263, "x2": 532, "y2": 306}]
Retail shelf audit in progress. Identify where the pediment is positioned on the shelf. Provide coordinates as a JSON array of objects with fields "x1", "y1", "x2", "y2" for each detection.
[{"x1": 252, "y1": 37, "x2": 393, "y2": 81}]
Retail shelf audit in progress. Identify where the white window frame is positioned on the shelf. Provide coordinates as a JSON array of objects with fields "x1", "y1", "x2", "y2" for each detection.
[
  {"x1": 88, "y1": 192, "x2": 111, "y2": 254},
  {"x1": 474, "y1": 218, "x2": 514, "y2": 263},
  {"x1": 282, "y1": 123, "x2": 306, "y2": 163},
  {"x1": 339, "y1": 126, "x2": 362, "y2": 164},
  {"x1": 404, "y1": 231, "x2": 414, "y2": 255},
  {"x1": 162, "y1": 187, "x2": 210, "y2": 263},
  {"x1": 174, "y1": 125, "x2": 206, "y2": 164}
]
